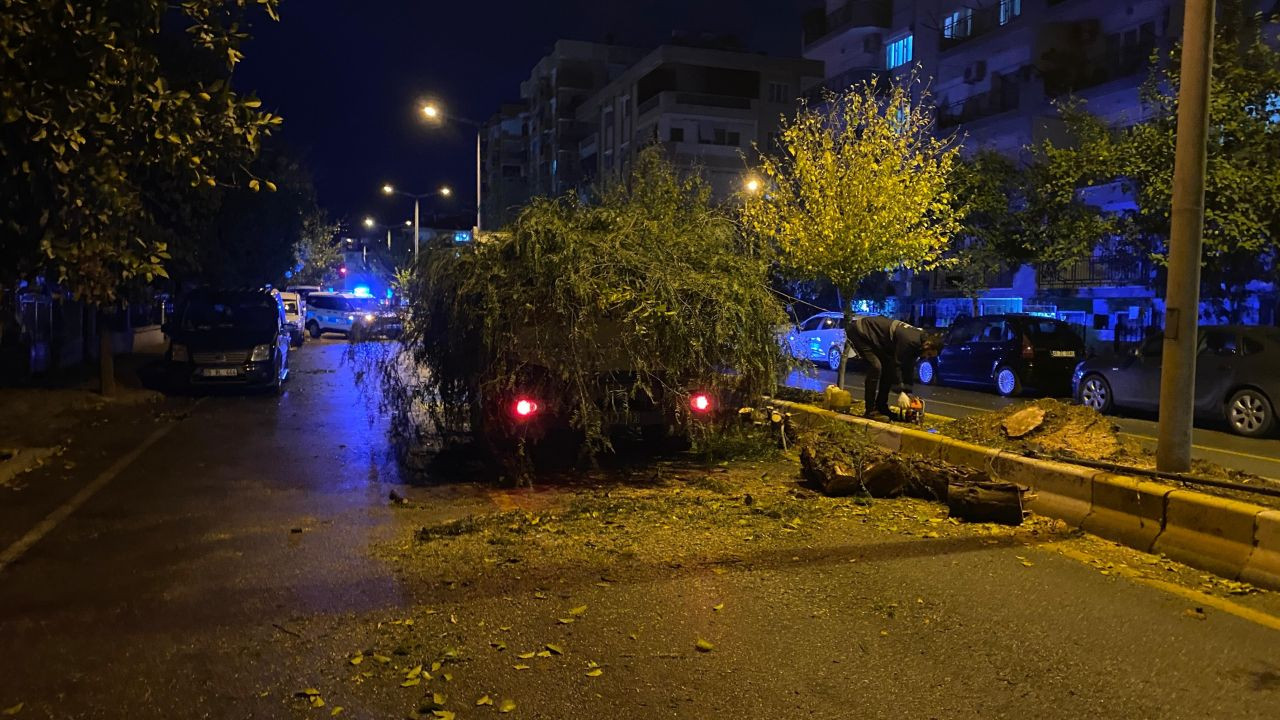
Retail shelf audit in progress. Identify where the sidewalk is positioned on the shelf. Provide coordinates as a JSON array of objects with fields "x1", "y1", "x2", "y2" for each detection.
[{"x1": 0, "y1": 328, "x2": 168, "y2": 486}]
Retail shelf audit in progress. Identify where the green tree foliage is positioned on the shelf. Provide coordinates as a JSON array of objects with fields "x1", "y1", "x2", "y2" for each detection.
[
  {"x1": 741, "y1": 77, "x2": 961, "y2": 382},
  {"x1": 1033, "y1": 4, "x2": 1280, "y2": 310},
  {"x1": 374, "y1": 147, "x2": 784, "y2": 469},
  {"x1": 946, "y1": 150, "x2": 1027, "y2": 311},
  {"x1": 292, "y1": 209, "x2": 342, "y2": 287},
  {"x1": 0, "y1": 0, "x2": 283, "y2": 303}
]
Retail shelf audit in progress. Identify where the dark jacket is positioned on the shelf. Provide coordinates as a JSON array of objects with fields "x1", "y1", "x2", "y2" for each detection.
[{"x1": 850, "y1": 315, "x2": 926, "y2": 390}]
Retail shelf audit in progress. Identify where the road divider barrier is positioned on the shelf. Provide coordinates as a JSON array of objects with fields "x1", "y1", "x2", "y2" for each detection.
[{"x1": 770, "y1": 397, "x2": 1280, "y2": 591}]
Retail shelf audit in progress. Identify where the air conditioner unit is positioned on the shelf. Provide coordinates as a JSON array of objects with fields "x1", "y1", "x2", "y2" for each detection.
[
  {"x1": 862, "y1": 33, "x2": 883, "y2": 53},
  {"x1": 963, "y1": 60, "x2": 987, "y2": 84}
]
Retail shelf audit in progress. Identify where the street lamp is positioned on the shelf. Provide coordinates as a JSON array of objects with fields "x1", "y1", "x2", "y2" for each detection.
[
  {"x1": 380, "y1": 184, "x2": 452, "y2": 255},
  {"x1": 420, "y1": 100, "x2": 484, "y2": 233},
  {"x1": 744, "y1": 177, "x2": 762, "y2": 194}
]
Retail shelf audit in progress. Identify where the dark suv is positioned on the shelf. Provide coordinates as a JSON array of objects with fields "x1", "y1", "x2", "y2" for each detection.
[
  {"x1": 916, "y1": 314, "x2": 1085, "y2": 396},
  {"x1": 164, "y1": 289, "x2": 291, "y2": 391}
]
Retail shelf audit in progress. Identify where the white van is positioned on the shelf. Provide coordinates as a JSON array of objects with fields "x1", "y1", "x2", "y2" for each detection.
[{"x1": 279, "y1": 291, "x2": 306, "y2": 347}]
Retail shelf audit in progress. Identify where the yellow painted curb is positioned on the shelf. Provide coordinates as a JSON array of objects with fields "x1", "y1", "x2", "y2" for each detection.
[
  {"x1": 1153, "y1": 490, "x2": 1262, "y2": 580},
  {"x1": 989, "y1": 453, "x2": 1095, "y2": 526},
  {"x1": 1078, "y1": 473, "x2": 1172, "y2": 552},
  {"x1": 1243, "y1": 510, "x2": 1280, "y2": 589}
]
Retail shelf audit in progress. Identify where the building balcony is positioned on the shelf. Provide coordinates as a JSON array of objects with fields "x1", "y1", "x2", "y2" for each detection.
[
  {"x1": 636, "y1": 91, "x2": 755, "y2": 117},
  {"x1": 1038, "y1": 253, "x2": 1152, "y2": 289},
  {"x1": 937, "y1": 75, "x2": 1022, "y2": 129},
  {"x1": 802, "y1": 1, "x2": 893, "y2": 47},
  {"x1": 940, "y1": 2, "x2": 1023, "y2": 53}
]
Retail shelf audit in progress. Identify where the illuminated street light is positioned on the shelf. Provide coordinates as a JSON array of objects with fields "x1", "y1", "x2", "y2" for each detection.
[
  {"x1": 363, "y1": 216, "x2": 375, "y2": 228},
  {"x1": 744, "y1": 176, "x2": 762, "y2": 194},
  {"x1": 379, "y1": 185, "x2": 454, "y2": 255},
  {"x1": 418, "y1": 99, "x2": 483, "y2": 232}
]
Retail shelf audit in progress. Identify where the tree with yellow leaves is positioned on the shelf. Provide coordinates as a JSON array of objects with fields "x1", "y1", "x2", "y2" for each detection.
[{"x1": 741, "y1": 77, "x2": 961, "y2": 386}]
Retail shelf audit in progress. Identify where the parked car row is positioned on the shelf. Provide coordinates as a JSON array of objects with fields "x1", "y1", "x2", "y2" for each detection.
[{"x1": 782, "y1": 312, "x2": 1279, "y2": 438}]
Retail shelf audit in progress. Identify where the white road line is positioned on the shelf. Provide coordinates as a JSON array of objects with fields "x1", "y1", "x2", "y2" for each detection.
[{"x1": 0, "y1": 401, "x2": 199, "y2": 574}]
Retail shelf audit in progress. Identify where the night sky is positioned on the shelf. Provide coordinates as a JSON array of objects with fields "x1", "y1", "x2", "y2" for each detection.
[{"x1": 236, "y1": 1, "x2": 811, "y2": 227}]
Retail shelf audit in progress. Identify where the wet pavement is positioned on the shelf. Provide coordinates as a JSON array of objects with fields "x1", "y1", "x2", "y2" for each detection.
[{"x1": 0, "y1": 340, "x2": 1278, "y2": 718}]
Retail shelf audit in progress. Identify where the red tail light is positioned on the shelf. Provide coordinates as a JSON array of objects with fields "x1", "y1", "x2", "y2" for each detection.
[
  {"x1": 690, "y1": 393, "x2": 712, "y2": 413},
  {"x1": 513, "y1": 398, "x2": 539, "y2": 418},
  {"x1": 1021, "y1": 334, "x2": 1035, "y2": 359}
]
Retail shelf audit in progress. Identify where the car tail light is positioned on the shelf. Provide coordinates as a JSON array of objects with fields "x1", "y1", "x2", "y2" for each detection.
[
  {"x1": 1021, "y1": 335, "x2": 1035, "y2": 359},
  {"x1": 690, "y1": 393, "x2": 712, "y2": 413},
  {"x1": 513, "y1": 398, "x2": 539, "y2": 419}
]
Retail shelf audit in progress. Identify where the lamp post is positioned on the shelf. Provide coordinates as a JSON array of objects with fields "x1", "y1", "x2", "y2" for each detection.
[
  {"x1": 421, "y1": 102, "x2": 484, "y2": 233},
  {"x1": 380, "y1": 185, "x2": 452, "y2": 256}
]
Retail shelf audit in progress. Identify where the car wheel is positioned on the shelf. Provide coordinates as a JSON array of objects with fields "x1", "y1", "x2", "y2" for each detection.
[
  {"x1": 995, "y1": 366, "x2": 1022, "y2": 397},
  {"x1": 1226, "y1": 388, "x2": 1274, "y2": 438},
  {"x1": 1077, "y1": 374, "x2": 1113, "y2": 414},
  {"x1": 916, "y1": 359, "x2": 936, "y2": 386},
  {"x1": 827, "y1": 346, "x2": 842, "y2": 372},
  {"x1": 307, "y1": 321, "x2": 321, "y2": 339}
]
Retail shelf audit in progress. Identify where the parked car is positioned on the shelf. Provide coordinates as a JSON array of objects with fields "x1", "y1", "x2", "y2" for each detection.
[
  {"x1": 304, "y1": 292, "x2": 401, "y2": 339},
  {"x1": 1073, "y1": 326, "x2": 1280, "y2": 437},
  {"x1": 279, "y1": 291, "x2": 306, "y2": 347},
  {"x1": 916, "y1": 314, "x2": 1084, "y2": 397},
  {"x1": 785, "y1": 312, "x2": 848, "y2": 371},
  {"x1": 285, "y1": 285, "x2": 322, "y2": 302},
  {"x1": 163, "y1": 288, "x2": 291, "y2": 391}
]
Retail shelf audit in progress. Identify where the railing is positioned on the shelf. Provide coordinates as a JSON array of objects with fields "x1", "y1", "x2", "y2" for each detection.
[
  {"x1": 937, "y1": 77, "x2": 1021, "y2": 128},
  {"x1": 940, "y1": 2, "x2": 1022, "y2": 52},
  {"x1": 1043, "y1": 40, "x2": 1155, "y2": 96},
  {"x1": 637, "y1": 91, "x2": 753, "y2": 116},
  {"x1": 1038, "y1": 254, "x2": 1152, "y2": 288},
  {"x1": 802, "y1": 1, "x2": 893, "y2": 46}
]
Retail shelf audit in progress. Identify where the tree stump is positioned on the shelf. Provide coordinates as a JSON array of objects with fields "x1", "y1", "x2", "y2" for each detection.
[{"x1": 946, "y1": 478, "x2": 1028, "y2": 525}]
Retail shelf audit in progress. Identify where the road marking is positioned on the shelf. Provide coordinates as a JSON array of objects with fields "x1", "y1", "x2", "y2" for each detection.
[
  {"x1": 1119, "y1": 431, "x2": 1280, "y2": 468},
  {"x1": 0, "y1": 402, "x2": 198, "y2": 575},
  {"x1": 919, "y1": 398, "x2": 1000, "y2": 414},
  {"x1": 1052, "y1": 546, "x2": 1280, "y2": 632}
]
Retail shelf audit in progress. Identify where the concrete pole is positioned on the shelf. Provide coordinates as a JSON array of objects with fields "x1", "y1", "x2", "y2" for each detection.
[
  {"x1": 475, "y1": 129, "x2": 483, "y2": 233},
  {"x1": 1156, "y1": 0, "x2": 1215, "y2": 472},
  {"x1": 413, "y1": 197, "x2": 420, "y2": 257}
]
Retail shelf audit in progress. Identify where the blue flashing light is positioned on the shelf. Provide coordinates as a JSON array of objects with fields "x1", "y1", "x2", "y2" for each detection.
[
  {"x1": 386, "y1": 288, "x2": 394, "y2": 299},
  {"x1": 353, "y1": 285, "x2": 372, "y2": 297}
]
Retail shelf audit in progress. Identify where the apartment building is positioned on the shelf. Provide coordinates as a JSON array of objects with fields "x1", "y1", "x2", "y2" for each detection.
[
  {"x1": 480, "y1": 103, "x2": 532, "y2": 230},
  {"x1": 517, "y1": 40, "x2": 645, "y2": 199},
  {"x1": 803, "y1": 0, "x2": 1193, "y2": 339},
  {"x1": 575, "y1": 45, "x2": 823, "y2": 200}
]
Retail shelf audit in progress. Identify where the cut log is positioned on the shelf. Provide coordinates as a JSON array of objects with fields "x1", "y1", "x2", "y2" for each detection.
[
  {"x1": 799, "y1": 445, "x2": 866, "y2": 496},
  {"x1": 947, "y1": 479, "x2": 1028, "y2": 525},
  {"x1": 1002, "y1": 407, "x2": 1046, "y2": 438}
]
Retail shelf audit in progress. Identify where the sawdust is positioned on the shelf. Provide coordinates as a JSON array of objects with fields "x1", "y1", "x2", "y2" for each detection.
[{"x1": 940, "y1": 399, "x2": 1145, "y2": 463}]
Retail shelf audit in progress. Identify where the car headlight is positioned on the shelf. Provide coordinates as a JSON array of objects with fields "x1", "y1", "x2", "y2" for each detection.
[
  {"x1": 364, "y1": 313, "x2": 375, "y2": 323},
  {"x1": 250, "y1": 344, "x2": 272, "y2": 362},
  {"x1": 170, "y1": 343, "x2": 188, "y2": 362}
]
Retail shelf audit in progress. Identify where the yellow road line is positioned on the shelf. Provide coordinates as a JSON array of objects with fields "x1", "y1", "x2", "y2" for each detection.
[
  {"x1": 1119, "y1": 431, "x2": 1280, "y2": 467},
  {"x1": 1053, "y1": 546, "x2": 1280, "y2": 632}
]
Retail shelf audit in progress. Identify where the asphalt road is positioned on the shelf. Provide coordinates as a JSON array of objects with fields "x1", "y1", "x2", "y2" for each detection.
[
  {"x1": 1, "y1": 340, "x2": 1279, "y2": 718},
  {"x1": 785, "y1": 367, "x2": 1280, "y2": 481}
]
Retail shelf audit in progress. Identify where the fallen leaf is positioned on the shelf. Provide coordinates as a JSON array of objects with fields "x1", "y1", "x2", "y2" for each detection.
[
  {"x1": 400, "y1": 678, "x2": 421, "y2": 688},
  {"x1": 406, "y1": 664, "x2": 423, "y2": 679},
  {"x1": 568, "y1": 605, "x2": 588, "y2": 616},
  {"x1": 443, "y1": 673, "x2": 453, "y2": 682},
  {"x1": 695, "y1": 639, "x2": 714, "y2": 652},
  {"x1": 513, "y1": 664, "x2": 531, "y2": 670},
  {"x1": 499, "y1": 626, "x2": 513, "y2": 631},
  {"x1": 2, "y1": 704, "x2": 22, "y2": 716},
  {"x1": 1184, "y1": 607, "x2": 1208, "y2": 621},
  {"x1": 491, "y1": 641, "x2": 507, "y2": 651},
  {"x1": 330, "y1": 707, "x2": 344, "y2": 717},
  {"x1": 1020, "y1": 560, "x2": 1034, "y2": 568},
  {"x1": 431, "y1": 661, "x2": 443, "y2": 673},
  {"x1": 432, "y1": 692, "x2": 447, "y2": 706},
  {"x1": 477, "y1": 695, "x2": 494, "y2": 706},
  {"x1": 557, "y1": 618, "x2": 575, "y2": 625},
  {"x1": 300, "y1": 689, "x2": 321, "y2": 697},
  {"x1": 517, "y1": 652, "x2": 536, "y2": 659},
  {"x1": 545, "y1": 643, "x2": 564, "y2": 655},
  {"x1": 432, "y1": 712, "x2": 455, "y2": 720},
  {"x1": 586, "y1": 668, "x2": 603, "y2": 677},
  {"x1": 310, "y1": 696, "x2": 326, "y2": 709},
  {"x1": 536, "y1": 650, "x2": 552, "y2": 658},
  {"x1": 372, "y1": 654, "x2": 392, "y2": 664},
  {"x1": 712, "y1": 603, "x2": 724, "y2": 612},
  {"x1": 349, "y1": 654, "x2": 364, "y2": 666},
  {"x1": 498, "y1": 699, "x2": 517, "y2": 713}
]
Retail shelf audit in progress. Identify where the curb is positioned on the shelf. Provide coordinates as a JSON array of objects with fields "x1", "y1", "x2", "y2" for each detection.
[{"x1": 770, "y1": 397, "x2": 1279, "y2": 591}]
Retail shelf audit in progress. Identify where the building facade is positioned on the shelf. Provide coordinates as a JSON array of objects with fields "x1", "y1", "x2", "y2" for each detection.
[
  {"x1": 480, "y1": 103, "x2": 531, "y2": 230},
  {"x1": 575, "y1": 45, "x2": 823, "y2": 200}
]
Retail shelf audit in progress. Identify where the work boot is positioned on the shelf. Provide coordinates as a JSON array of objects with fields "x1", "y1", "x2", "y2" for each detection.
[{"x1": 863, "y1": 409, "x2": 892, "y2": 422}]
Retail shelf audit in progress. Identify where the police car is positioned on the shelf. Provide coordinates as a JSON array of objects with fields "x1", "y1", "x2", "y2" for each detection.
[{"x1": 304, "y1": 292, "x2": 401, "y2": 339}]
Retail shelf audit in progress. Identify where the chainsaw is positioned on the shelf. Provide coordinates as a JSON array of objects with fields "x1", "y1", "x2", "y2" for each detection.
[{"x1": 892, "y1": 393, "x2": 926, "y2": 425}]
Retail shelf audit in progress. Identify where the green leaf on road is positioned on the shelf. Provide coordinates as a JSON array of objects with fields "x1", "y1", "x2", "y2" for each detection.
[
  {"x1": 586, "y1": 668, "x2": 603, "y2": 677},
  {"x1": 557, "y1": 618, "x2": 575, "y2": 624},
  {"x1": 432, "y1": 692, "x2": 447, "y2": 706},
  {"x1": 309, "y1": 696, "x2": 325, "y2": 709},
  {"x1": 712, "y1": 603, "x2": 724, "y2": 612},
  {"x1": 349, "y1": 654, "x2": 364, "y2": 665},
  {"x1": 513, "y1": 664, "x2": 531, "y2": 670},
  {"x1": 477, "y1": 695, "x2": 494, "y2": 706},
  {"x1": 545, "y1": 643, "x2": 564, "y2": 655},
  {"x1": 498, "y1": 698, "x2": 517, "y2": 713},
  {"x1": 517, "y1": 652, "x2": 535, "y2": 659},
  {"x1": 300, "y1": 689, "x2": 321, "y2": 696},
  {"x1": 406, "y1": 664, "x2": 423, "y2": 679},
  {"x1": 568, "y1": 605, "x2": 588, "y2": 616},
  {"x1": 432, "y1": 712, "x2": 455, "y2": 720},
  {"x1": 695, "y1": 639, "x2": 715, "y2": 652},
  {"x1": 330, "y1": 707, "x2": 343, "y2": 717},
  {"x1": 400, "y1": 678, "x2": 421, "y2": 688},
  {"x1": 372, "y1": 654, "x2": 392, "y2": 664}
]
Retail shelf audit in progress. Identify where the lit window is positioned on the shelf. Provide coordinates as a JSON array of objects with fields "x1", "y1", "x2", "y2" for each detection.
[
  {"x1": 885, "y1": 34, "x2": 913, "y2": 69},
  {"x1": 999, "y1": 0, "x2": 1022, "y2": 25},
  {"x1": 943, "y1": 9, "x2": 973, "y2": 39}
]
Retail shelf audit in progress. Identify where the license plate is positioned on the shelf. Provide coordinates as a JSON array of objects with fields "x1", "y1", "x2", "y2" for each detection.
[
  {"x1": 201, "y1": 367, "x2": 240, "y2": 377},
  {"x1": 1051, "y1": 350, "x2": 1076, "y2": 358}
]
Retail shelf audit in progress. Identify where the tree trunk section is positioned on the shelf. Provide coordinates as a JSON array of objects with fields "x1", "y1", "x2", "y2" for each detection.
[
  {"x1": 946, "y1": 480, "x2": 1026, "y2": 525},
  {"x1": 99, "y1": 311, "x2": 116, "y2": 397}
]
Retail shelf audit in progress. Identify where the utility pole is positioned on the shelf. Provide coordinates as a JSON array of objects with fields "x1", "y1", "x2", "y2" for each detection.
[{"x1": 1156, "y1": 0, "x2": 1215, "y2": 472}]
